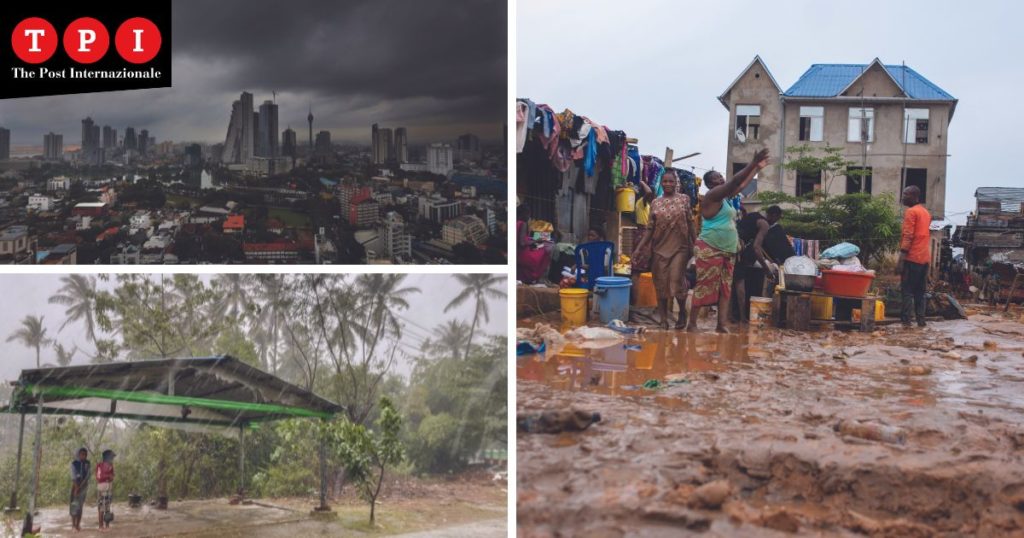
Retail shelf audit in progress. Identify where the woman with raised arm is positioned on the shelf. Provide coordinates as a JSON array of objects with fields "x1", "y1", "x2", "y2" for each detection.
[{"x1": 686, "y1": 148, "x2": 769, "y2": 333}]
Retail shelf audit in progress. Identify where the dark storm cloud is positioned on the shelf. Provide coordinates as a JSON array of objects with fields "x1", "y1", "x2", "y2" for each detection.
[
  {"x1": 172, "y1": 0, "x2": 506, "y2": 102},
  {"x1": 0, "y1": 0, "x2": 506, "y2": 146}
]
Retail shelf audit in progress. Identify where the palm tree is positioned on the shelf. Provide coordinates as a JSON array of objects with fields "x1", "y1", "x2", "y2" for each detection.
[
  {"x1": 54, "y1": 342, "x2": 77, "y2": 367},
  {"x1": 7, "y1": 315, "x2": 53, "y2": 368},
  {"x1": 48, "y1": 274, "x2": 98, "y2": 343},
  {"x1": 211, "y1": 274, "x2": 255, "y2": 320},
  {"x1": 426, "y1": 320, "x2": 473, "y2": 359},
  {"x1": 355, "y1": 274, "x2": 421, "y2": 358},
  {"x1": 444, "y1": 275, "x2": 507, "y2": 360}
]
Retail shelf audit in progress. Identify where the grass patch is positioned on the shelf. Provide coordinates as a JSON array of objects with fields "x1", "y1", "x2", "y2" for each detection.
[{"x1": 268, "y1": 208, "x2": 311, "y2": 228}]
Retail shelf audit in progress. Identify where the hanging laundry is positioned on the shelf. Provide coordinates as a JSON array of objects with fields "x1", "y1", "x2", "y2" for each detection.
[{"x1": 516, "y1": 100, "x2": 530, "y2": 153}]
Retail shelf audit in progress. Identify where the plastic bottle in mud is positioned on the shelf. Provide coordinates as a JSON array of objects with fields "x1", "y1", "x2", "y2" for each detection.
[
  {"x1": 517, "y1": 410, "x2": 601, "y2": 433},
  {"x1": 834, "y1": 419, "x2": 906, "y2": 445}
]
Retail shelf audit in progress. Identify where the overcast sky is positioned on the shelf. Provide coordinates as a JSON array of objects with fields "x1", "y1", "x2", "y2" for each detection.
[
  {"x1": 0, "y1": 0, "x2": 507, "y2": 148},
  {"x1": 0, "y1": 273, "x2": 507, "y2": 383},
  {"x1": 517, "y1": 0, "x2": 1019, "y2": 224}
]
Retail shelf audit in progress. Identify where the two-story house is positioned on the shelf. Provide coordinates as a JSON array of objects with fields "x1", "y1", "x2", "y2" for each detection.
[{"x1": 718, "y1": 56, "x2": 956, "y2": 218}]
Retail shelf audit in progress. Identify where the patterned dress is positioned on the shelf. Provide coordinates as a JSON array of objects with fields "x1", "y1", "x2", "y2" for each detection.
[{"x1": 648, "y1": 194, "x2": 693, "y2": 301}]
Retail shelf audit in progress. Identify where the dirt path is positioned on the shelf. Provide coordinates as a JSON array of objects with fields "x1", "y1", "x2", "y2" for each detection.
[{"x1": 517, "y1": 311, "x2": 1024, "y2": 536}]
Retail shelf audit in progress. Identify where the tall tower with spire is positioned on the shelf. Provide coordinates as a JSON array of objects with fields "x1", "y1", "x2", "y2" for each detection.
[{"x1": 307, "y1": 104, "x2": 314, "y2": 152}]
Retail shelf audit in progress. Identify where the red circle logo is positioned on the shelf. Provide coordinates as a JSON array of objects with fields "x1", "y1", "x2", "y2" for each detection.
[
  {"x1": 12, "y1": 17, "x2": 58, "y2": 64},
  {"x1": 114, "y1": 17, "x2": 160, "y2": 64},
  {"x1": 63, "y1": 17, "x2": 110, "y2": 64}
]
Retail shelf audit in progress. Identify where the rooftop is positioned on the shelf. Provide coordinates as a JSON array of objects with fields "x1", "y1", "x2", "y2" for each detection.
[
  {"x1": 784, "y1": 60, "x2": 956, "y2": 101},
  {"x1": 224, "y1": 215, "x2": 245, "y2": 230}
]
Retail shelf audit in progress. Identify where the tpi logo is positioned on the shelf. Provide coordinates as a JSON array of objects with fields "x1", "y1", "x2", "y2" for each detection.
[{"x1": 1, "y1": 3, "x2": 171, "y2": 99}]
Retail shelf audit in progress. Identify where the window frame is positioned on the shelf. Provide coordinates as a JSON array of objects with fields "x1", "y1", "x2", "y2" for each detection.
[
  {"x1": 845, "y1": 166, "x2": 873, "y2": 194},
  {"x1": 903, "y1": 108, "x2": 930, "y2": 144},
  {"x1": 735, "y1": 104, "x2": 762, "y2": 141},
  {"x1": 798, "y1": 106, "x2": 824, "y2": 142},
  {"x1": 847, "y1": 107, "x2": 875, "y2": 143}
]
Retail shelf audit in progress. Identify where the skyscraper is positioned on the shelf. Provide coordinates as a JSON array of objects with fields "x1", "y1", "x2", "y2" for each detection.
[
  {"x1": 455, "y1": 133, "x2": 481, "y2": 162},
  {"x1": 81, "y1": 117, "x2": 95, "y2": 152},
  {"x1": 138, "y1": 129, "x2": 149, "y2": 155},
  {"x1": 282, "y1": 127, "x2": 297, "y2": 159},
  {"x1": 372, "y1": 123, "x2": 380, "y2": 163},
  {"x1": 222, "y1": 91, "x2": 255, "y2": 165},
  {"x1": 124, "y1": 127, "x2": 137, "y2": 151},
  {"x1": 395, "y1": 127, "x2": 408, "y2": 163},
  {"x1": 102, "y1": 126, "x2": 117, "y2": 149},
  {"x1": 0, "y1": 127, "x2": 9, "y2": 160},
  {"x1": 307, "y1": 105, "x2": 314, "y2": 152},
  {"x1": 43, "y1": 132, "x2": 63, "y2": 160},
  {"x1": 315, "y1": 130, "x2": 331, "y2": 155},
  {"x1": 257, "y1": 100, "x2": 279, "y2": 158},
  {"x1": 427, "y1": 143, "x2": 454, "y2": 175}
]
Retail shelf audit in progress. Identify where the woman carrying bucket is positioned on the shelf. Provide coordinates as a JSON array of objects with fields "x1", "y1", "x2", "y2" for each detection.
[{"x1": 632, "y1": 169, "x2": 696, "y2": 329}]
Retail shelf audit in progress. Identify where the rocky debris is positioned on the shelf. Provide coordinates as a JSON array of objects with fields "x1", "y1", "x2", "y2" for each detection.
[
  {"x1": 517, "y1": 409, "x2": 601, "y2": 434},
  {"x1": 690, "y1": 480, "x2": 731, "y2": 509},
  {"x1": 835, "y1": 419, "x2": 907, "y2": 445}
]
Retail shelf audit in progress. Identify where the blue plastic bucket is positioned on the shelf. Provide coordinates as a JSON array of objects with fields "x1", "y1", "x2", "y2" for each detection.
[{"x1": 594, "y1": 276, "x2": 632, "y2": 323}]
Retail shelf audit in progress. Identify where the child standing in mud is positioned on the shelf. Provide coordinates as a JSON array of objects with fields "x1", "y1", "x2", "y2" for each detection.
[{"x1": 95, "y1": 449, "x2": 115, "y2": 531}]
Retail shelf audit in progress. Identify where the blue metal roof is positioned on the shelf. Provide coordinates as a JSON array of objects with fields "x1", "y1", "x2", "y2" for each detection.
[{"x1": 784, "y1": 63, "x2": 955, "y2": 100}]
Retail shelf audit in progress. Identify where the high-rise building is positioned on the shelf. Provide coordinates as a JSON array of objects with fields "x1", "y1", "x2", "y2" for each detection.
[
  {"x1": 257, "y1": 100, "x2": 279, "y2": 158},
  {"x1": 315, "y1": 130, "x2": 331, "y2": 155},
  {"x1": 381, "y1": 128, "x2": 393, "y2": 162},
  {"x1": 427, "y1": 143, "x2": 454, "y2": 175},
  {"x1": 455, "y1": 133, "x2": 481, "y2": 162},
  {"x1": 124, "y1": 127, "x2": 137, "y2": 151},
  {"x1": 43, "y1": 132, "x2": 63, "y2": 160},
  {"x1": 81, "y1": 117, "x2": 96, "y2": 152},
  {"x1": 81, "y1": 117, "x2": 102, "y2": 164},
  {"x1": 0, "y1": 127, "x2": 9, "y2": 160},
  {"x1": 381, "y1": 211, "x2": 412, "y2": 260},
  {"x1": 138, "y1": 129, "x2": 149, "y2": 155},
  {"x1": 222, "y1": 91, "x2": 255, "y2": 165},
  {"x1": 371, "y1": 124, "x2": 380, "y2": 163},
  {"x1": 395, "y1": 127, "x2": 408, "y2": 163},
  {"x1": 307, "y1": 105, "x2": 314, "y2": 152},
  {"x1": 282, "y1": 128, "x2": 297, "y2": 159},
  {"x1": 185, "y1": 144, "x2": 202, "y2": 167},
  {"x1": 102, "y1": 126, "x2": 117, "y2": 149}
]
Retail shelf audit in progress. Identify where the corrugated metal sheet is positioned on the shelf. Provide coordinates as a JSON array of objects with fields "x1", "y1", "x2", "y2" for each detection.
[
  {"x1": 976, "y1": 187, "x2": 1024, "y2": 213},
  {"x1": 784, "y1": 64, "x2": 955, "y2": 100}
]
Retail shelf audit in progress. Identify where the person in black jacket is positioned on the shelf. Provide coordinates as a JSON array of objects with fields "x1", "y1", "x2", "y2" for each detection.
[{"x1": 733, "y1": 206, "x2": 796, "y2": 322}]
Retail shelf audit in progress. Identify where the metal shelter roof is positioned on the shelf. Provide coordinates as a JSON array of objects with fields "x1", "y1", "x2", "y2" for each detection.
[{"x1": 6, "y1": 355, "x2": 342, "y2": 435}]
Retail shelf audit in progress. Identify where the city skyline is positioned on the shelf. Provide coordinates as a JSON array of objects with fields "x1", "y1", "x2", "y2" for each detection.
[{"x1": 0, "y1": 0, "x2": 506, "y2": 147}]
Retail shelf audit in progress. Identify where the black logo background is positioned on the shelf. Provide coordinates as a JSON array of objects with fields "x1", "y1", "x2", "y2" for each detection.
[{"x1": 0, "y1": 2, "x2": 171, "y2": 99}]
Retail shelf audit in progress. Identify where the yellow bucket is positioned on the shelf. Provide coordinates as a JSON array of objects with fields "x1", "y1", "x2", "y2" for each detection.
[
  {"x1": 634, "y1": 272, "x2": 657, "y2": 307},
  {"x1": 559, "y1": 288, "x2": 589, "y2": 327},
  {"x1": 749, "y1": 296, "x2": 772, "y2": 327},
  {"x1": 615, "y1": 187, "x2": 636, "y2": 213}
]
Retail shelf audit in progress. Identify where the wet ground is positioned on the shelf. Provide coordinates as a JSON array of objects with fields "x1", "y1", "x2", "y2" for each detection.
[
  {"x1": 517, "y1": 309, "x2": 1024, "y2": 536},
  {"x1": 4, "y1": 477, "x2": 506, "y2": 537}
]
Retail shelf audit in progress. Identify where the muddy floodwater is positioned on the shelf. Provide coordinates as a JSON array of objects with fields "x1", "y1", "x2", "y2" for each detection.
[{"x1": 517, "y1": 311, "x2": 1024, "y2": 536}]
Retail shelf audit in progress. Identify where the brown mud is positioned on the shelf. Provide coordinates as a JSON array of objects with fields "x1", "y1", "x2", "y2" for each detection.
[{"x1": 517, "y1": 310, "x2": 1024, "y2": 537}]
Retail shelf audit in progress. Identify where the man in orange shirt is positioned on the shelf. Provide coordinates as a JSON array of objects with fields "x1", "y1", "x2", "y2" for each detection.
[{"x1": 896, "y1": 186, "x2": 932, "y2": 327}]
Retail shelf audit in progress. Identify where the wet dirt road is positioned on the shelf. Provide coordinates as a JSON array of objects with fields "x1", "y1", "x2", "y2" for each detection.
[{"x1": 517, "y1": 312, "x2": 1024, "y2": 536}]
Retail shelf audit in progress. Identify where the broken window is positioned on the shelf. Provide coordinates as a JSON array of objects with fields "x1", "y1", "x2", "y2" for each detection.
[
  {"x1": 798, "y1": 106, "x2": 824, "y2": 142},
  {"x1": 736, "y1": 105, "x2": 761, "y2": 141},
  {"x1": 847, "y1": 107, "x2": 874, "y2": 143},
  {"x1": 796, "y1": 170, "x2": 822, "y2": 197},
  {"x1": 846, "y1": 166, "x2": 873, "y2": 194},
  {"x1": 904, "y1": 108, "x2": 929, "y2": 144}
]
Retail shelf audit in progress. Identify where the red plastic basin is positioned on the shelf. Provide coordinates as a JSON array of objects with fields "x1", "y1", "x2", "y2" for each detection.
[{"x1": 820, "y1": 269, "x2": 874, "y2": 298}]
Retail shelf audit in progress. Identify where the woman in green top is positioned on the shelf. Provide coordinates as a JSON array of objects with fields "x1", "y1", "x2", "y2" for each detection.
[{"x1": 686, "y1": 148, "x2": 769, "y2": 333}]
